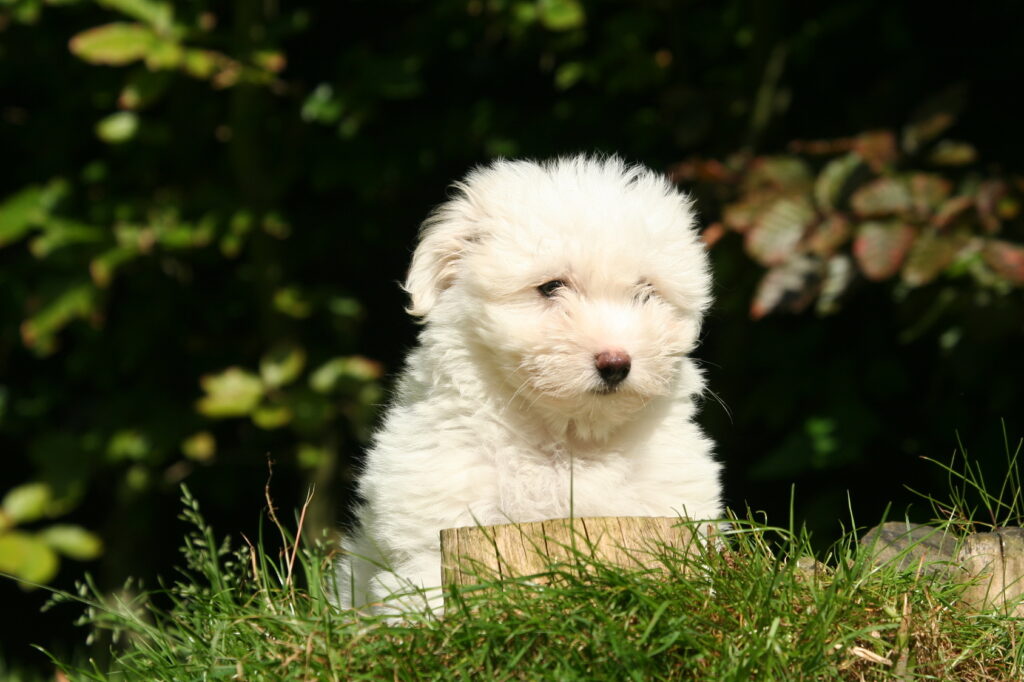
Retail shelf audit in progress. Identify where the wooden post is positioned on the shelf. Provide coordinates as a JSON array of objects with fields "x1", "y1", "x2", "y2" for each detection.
[
  {"x1": 440, "y1": 516, "x2": 699, "y2": 608},
  {"x1": 957, "y1": 528, "x2": 1024, "y2": 617}
]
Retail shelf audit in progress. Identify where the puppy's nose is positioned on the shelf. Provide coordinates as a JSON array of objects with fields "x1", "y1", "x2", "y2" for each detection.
[{"x1": 595, "y1": 349, "x2": 631, "y2": 387}]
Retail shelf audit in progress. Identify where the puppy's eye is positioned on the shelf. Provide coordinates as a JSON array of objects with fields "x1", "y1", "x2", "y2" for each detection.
[{"x1": 538, "y1": 280, "x2": 566, "y2": 297}]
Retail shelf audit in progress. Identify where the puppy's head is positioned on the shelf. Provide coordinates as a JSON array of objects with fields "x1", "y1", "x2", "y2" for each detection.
[{"x1": 405, "y1": 156, "x2": 711, "y2": 433}]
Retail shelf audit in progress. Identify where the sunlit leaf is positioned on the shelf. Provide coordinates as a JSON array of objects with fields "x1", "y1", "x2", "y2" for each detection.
[
  {"x1": 2, "y1": 482, "x2": 52, "y2": 524},
  {"x1": 806, "y1": 214, "x2": 851, "y2": 257},
  {"x1": 815, "y1": 254, "x2": 854, "y2": 316},
  {"x1": 182, "y1": 431, "x2": 216, "y2": 462},
  {"x1": 537, "y1": 0, "x2": 585, "y2": 31},
  {"x1": 273, "y1": 287, "x2": 313, "y2": 318},
  {"x1": 251, "y1": 404, "x2": 293, "y2": 429},
  {"x1": 982, "y1": 239, "x2": 1024, "y2": 285},
  {"x1": 309, "y1": 356, "x2": 383, "y2": 394},
  {"x1": 259, "y1": 344, "x2": 306, "y2": 389},
  {"x1": 750, "y1": 255, "x2": 824, "y2": 319},
  {"x1": 853, "y1": 221, "x2": 916, "y2": 281},
  {"x1": 39, "y1": 525, "x2": 103, "y2": 560},
  {"x1": 96, "y1": 111, "x2": 139, "y2": 144},
  {"x1": 813, "y1": 153, "x2": 863, "y2": 212},
  {"x1": 196, "y1": 367, "x2": 264, "y2": 418},
  {"x1": 106, "y1": 429, "x2": 150, "y2": 462},
  {"x1": 850, "y1": 177, "x2": 912, "y2": 217},
  {"x1": 0, "y1": 180, "x2": 69, "y2": 247},
  {"x1": 744, "y1": 196, "x2": 814, "y2": 266},
  {"x1": 69, "y1": 22, "x2": 157, "y2": 66},
  {"x1": 296, "y1": 443, "x2": 329, "y2": 469},
  {"x1": 29, "y1": 217, "x2": 105, "y2": 257},
  {"x1": 90, "y1": 246, "x2": 137, "y2": 287},
  {"x1": 0, "y1": 532, "x2": 60, "y2": 585},
  {"x1": 20, "y1": 283, "x2": 99, "y2": 354},
  {"x1": 97, "y1": 0, "x2": 174, "y2": 33}
]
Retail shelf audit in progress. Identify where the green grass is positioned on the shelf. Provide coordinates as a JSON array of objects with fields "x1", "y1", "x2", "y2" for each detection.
[{"x1": 37, "y1": 441, "x2": 1024, "y2": 680}]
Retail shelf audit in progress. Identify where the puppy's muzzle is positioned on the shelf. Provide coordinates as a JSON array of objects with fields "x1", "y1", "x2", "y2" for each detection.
[{"x1": 595, "y1": 349, "x2": 631, "y2": 389}]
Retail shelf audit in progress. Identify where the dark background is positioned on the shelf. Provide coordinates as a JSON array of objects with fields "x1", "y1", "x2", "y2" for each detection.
[{"x1": 1, "y1": 0, "x2": 1022, "y2": 671}]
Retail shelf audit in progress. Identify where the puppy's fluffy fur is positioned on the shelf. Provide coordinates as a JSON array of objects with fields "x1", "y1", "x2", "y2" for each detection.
[{"x1": 338, "y1": 155, "x2": 722, "y2": 616}]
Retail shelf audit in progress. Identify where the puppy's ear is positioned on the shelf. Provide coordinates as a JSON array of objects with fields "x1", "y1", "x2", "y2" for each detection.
[{"x1": 403, "y1": 193, "x2": 480, "y2": 318}]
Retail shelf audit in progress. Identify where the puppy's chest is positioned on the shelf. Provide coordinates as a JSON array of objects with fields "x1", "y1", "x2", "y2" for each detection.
[{"x1": 493, "y1": 445, "x2": 632, "y2": 522}]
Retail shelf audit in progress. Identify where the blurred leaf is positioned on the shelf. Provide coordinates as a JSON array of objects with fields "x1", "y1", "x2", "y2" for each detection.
[
  {"x1": 118, "y1": 68, "x2": 171, "y2": 109},
  {"x1": 20, "y1": 283, "x2": 99, "y2": 354},
  {"x1": 722, "y1": 195, "x2": 773, "y2": 233},
  {"x1": 251, "y1": 404, "x2": 293, "y2": 430},
  {"x1": 309, "y1": 355, "x2": 383, "y2": 394},
  {"x1": 0, "y1": 532, "x2": 60, "y2": 585},
  {"x1": 97, "y1": 0, "x2": 174, "y2": 33},
  {"x1": 273, "y1": 287, "x2": 313, "y2": 318},
  {"x1": 853, "y1": 221, "x2": 916, "y2": 281},
  {"x1": 302, "y1": 83, "x2": 344, "y2": 123},
  {"x1": 0, "y1": 180, "x2": 69, "y2": 247},
  {"x1": 106, "y1": 429, "x2": 150, "y2": 462},
  {"x1": 29, "y1": 217, "x2": 105, "y2": 257},
  {"x1": 743, "y1": 156, "x2": 813, "y2": 196},
  {"x1": 974, "y1": 180, "x2": 1007, "y2": 233},
  {"x1": 908, "y1": 173, "x2": 953, "y2": 217},
  {"x1": 196, "y1": 367, "x2": 264, "y2": 418},
  {"x1": 96, "y1": 111, "x2": 139, "y2": 143},
  {"x1": 813, "y1": 152, "x2": 863, "y2": 212},
  {"x1": 932, "y1": 195, "x2": 975, "y2": 229},
  {"x1": 815, "y1": 254, "x2": 854, "y2": 315},
  {"x1": 850, "y1": 177, "x2": 912, "y2": 218},
  {"x1": 555, "y1": 61, "x2": 584, "y2": 90},
  {"x1": 182, "y1": 431, "x2": 216, "y2": 462},
  {"x1": 901, "y1": 85, "x2": 965, "y2": 153},
  {"x1": 537, "y1": 0, "x2": 585, "y2": 31},
  {"x1": 90, "y1": 246, "x2": 137, "y2": 287},
  {"x1": 928, "y1": 140, "x2": 977, "y2": 166},
  {"x1": 296, "y1": 443, "x2": 328, "y2": 470},
  {"x1": 982, "y1": 240, "x2": 1024, "y2": 285},
  {"x1": 2, "y1": 482, "x2": 52, "y2": 524},
  {"x1": 852, "y1": 130, "x2": 898, "y2": 172},
  {"x1": 69, "y1": 22, "x2": 157, "y2": 66},
  {"x1": 259, "y1": 344, "x2": 306, "y2": 389},
  {"x1": 901, "y1": 231, "x2": 965, "y2": 287},
  {"x1": 39, "y1": 525, "x2": 102, "y2": 560},
  {"x1": 744, "y1": 196, "x2": 814, "y2": 266},
  {"x1": 750, "y1": 255, "x2": 823, "y2": 319},
  {"x1": 806, "y1": 214, "x2": 851, "y2": 257}
]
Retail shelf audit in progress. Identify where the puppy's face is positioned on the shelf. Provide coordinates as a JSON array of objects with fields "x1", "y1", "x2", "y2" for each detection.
[{"x1": 406, "y1": 157, "x2": 711, "y2": 431}]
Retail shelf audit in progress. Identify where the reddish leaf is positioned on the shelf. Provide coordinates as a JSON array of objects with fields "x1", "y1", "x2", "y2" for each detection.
[
  {"x1": 933, "y1": 195, "x2": 975, "y2": 229},
  {"x1": 668, "y1": 158, "x2": 735, "y2": 184},
  {"x1": 853, "y1": 130, "x2": 898, "y2": 172},
  {"x1": 750, "y1": 255, "x2": 824, "y2": 319},
  {"x1": 908, "y1": 173, "x2": 952, "y2": 217},
  {"x1": 806, "y1": 214, "x2": 852, "y2": 257},
  {"x1": 983, "y1": 240, "x2": 1024, "y2": 285},
  {"x1": 853, "y1": 221, "x2": 916, "y2": 281},
  {"x1": 901, "y1": 231, "x2": 965, "y2": 287},
  {"x1": 701, "y1": 222, "x2": 726, "y2": 247},
  {"x1": 814, "y1": 152, "x2": 863, "y2": 212},
  {"x1": 850, "y1": 177, "x2": 912, "y2": 218},
  {"x1": 744, "y1": 196, "x2": 815, "y2": 266}
]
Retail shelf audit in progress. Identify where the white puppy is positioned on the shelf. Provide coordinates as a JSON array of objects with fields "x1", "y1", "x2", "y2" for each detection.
[{"x1": 337, "y1": 155, "x2": 722, "y2": 617}]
